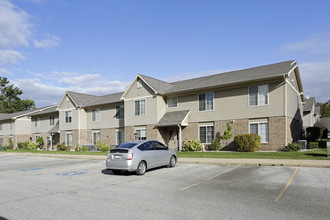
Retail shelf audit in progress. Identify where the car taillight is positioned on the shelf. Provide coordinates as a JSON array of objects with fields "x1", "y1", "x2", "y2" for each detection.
[{"x1": 127, "y1": 151, "x2": 133, "y2": 160}]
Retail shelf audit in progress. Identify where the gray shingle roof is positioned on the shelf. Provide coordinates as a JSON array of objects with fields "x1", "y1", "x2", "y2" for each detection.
[
  {"x1": 303, "y1": 97, "x2": 316, "y2": 112},
  {"x1": 156, "y1": 110, "x2": 190, "y2": 127},
  {"x1": 29, "y1": 106, "x2": 58, "y2": 117},
  {"x1": 0, "y1": 105, "x2": 57, "y2": 121},
  {"x1": 67, "y1": 91, "x2": 123, "y2": 108},
  {"x1": 139, "y1": 60, "x2": 296, "y2": 95},
  {"x1": 314, "y1": 105, "x2": 320, "y2": 115}
]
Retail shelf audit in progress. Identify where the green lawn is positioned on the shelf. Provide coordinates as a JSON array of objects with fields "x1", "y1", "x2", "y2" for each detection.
[
  {"x1": 177, "y1": 149, "x2": 329, "y2": 160},
  {"x1": 2, "y1": 148, "x2": 329, "y2": 160}
]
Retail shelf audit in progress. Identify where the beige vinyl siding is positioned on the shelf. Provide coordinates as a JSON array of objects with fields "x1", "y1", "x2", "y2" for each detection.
[
  {"x1": 31, "y1": 114, "x2": 59, "y2": 134},
  {"x1": 286, "y1": 84, "x2": 301, "y2": 120},
  {"x1": 79, "y1": 108, "x2": 87, "y2": 129},
  {"x1": 15, "y1": 117, "x2": 32, "y2": 135},
  {"x1": 59, "y1": 109, "x2": 79, "y2": 131},
  {"x1": 124, "y1": 78, "x2": 155, "y2": 100},
  {"x1": 166, "y1": 81, "x2": 285, "y2": 122},
  {"x1": 125, "y1": 96, "x2": 158, "y2": 126},
  {"x1": 157, "y1": 96, "x2": 167, "y2": 123},
  {"x1": 58, "y1": 95, "x2": 76, "y2": 109},
  {"x1": 86, "y1": 103, "x2": 124, "y2": 129},
  {"x1": 0, "y1": 120, "x2": 14, "y2": 135}
]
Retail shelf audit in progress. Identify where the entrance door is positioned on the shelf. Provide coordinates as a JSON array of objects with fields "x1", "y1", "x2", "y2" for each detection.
[{"x1": 168, "y1": 130, "x2": 178, "y2": 150}]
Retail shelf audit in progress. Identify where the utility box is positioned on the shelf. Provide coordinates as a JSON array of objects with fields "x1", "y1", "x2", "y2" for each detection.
[{"x1": 297, "y1": 140, "x2": 307, "y2": 149}]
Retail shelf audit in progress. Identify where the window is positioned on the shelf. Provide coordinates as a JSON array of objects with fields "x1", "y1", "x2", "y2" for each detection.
[
  {"x1": 0, "y1": 137, "x2": 3, "y2": 146},
  {"x1": 153, "y1": 141, "x2": 167, "y2": 150},
  {"x1": 137, "y1": 79, "x2": 142, "y2": 88},
  {"x1": 10, "y1": 122, "x2": 13, "y2": 130},
  {"x1": 250, "y1": 122, "x2": 269, "y2": 143},
  {"x1": 49, "y1": 116, "x2": 55, "y2": 126},
  {"x1": 65, "y1": 133, "x2": 72, "y2": 146},
  {"x1": 92, "y1": 131, "x2": 100, "y2": 145},
  {"x1": 115, "y1": 105, "x2": 124, "y2": 119},
  {"x1": 135, "y1": 128, "x2": 146, "y2": 140},
  {"x1": 34, "y1": 118, "x2": 40, "y2": 127},
  {"x1": 135, "y1": 100, "x2": 146, "y2": 116},
  {"x1": 168, "y1": 97, "x2": 178, "y2": 108},
  {"x1": 117, "y1": 129, "x2": 125, "y2": 145},
  {"x1": 92, "y1": 109, "x2": 100, "y2": 122},
  {"x1": 199, "y1": 125, "x2": 214, "y2": 144},
  {"x1": 65, "y1": 111, "x2": 72, "y2": 123},
  {"x1": 199, "y1": 92, "x2": 214, "y2": 111},
  {"x1": 0, "y1": 124, "x2": 2, "y2": 131},
  {"x1": 138, "y1": 141, "x2": 153, "y2": 151},
  {"x1": 249, "y1": 85, "x2": 269, "y2": 106}
]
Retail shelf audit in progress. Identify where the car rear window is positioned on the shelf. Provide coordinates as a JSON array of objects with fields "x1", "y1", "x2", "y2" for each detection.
[{"x1": 116, "y1": 142, "x2": 137, "y2": 149}]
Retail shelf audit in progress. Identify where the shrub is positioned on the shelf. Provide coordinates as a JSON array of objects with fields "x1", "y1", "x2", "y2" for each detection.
[
  {"x1": 17, "y1": 141, "x2": 30, "y2": 150},
  {"x1": 183, "y1": 139, "x2": 202, "y2": 151},
  {"x1": 282, "y1": 143, "x2": 302, "y2": 152},
  {"x1": 306, "y1": 127, "x2": 321, "y2": 142},
  {"x1": 82, "y1": 146, "x2": 89, "y2": 152},
  {"x1": 36, "y1": 136, "x2": 44, "y2": 149},
  {"x1": 221, "y1": 122, "x2": 232, "y2": 141},
  {"x1": 96, "y1": 140, "x2": 109, "y2": 151},
  {"x1": 309, "y1": 142, "x2": 318, "y2": 149},
  {"x1": 208, "y1": 139, "x2": 221, "y2": 151},
  {"x1": 100, "y1": 146, "x2": 110, "y2": 152},
  {"x1": 57, "y1": 142, "x2": 68, "y2": 151},
  {"x1": 234, "y1": 134, "x2": 261, "y2": 152},
  {"x1": 6, "y1": 138, "x2": 14, "y2": 150},
  {"x1": 5, "y1": 145, "x2": 13, "y2": 150},
  {"x1": 27, "y1": 142, "x2": 38, "y2": 150}
]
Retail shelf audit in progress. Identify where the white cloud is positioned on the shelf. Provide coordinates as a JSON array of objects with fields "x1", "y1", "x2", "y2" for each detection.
[
  {"x1": 34, "y1": 34, "x2": 61, "y2": 49},
  {"x1": 0, "y1": 67, "x2": 14, "y2": 76},
  {"x1": 0, "y1": 0, "x2": 32, "y2": 49},
  {"x1": 59, "y1": 74, "x2": 101, "y2": 86},
  {"x1": 0, "y1": 49, "x2": 25, "y2": 65}
]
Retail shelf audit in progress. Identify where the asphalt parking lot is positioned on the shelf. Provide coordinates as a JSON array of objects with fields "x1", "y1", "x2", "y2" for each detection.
[{"x1": 1, "y1": 154, "x2": 330, "y2": 220}]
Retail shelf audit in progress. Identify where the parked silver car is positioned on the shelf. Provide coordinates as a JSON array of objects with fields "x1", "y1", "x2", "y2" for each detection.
[{"x1": 106, "y1": 140, "x2": 177, "y2": 175}]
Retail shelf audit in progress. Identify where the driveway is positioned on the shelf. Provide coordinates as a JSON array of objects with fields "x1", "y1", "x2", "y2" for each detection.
[{"x1": 0, "y1": 154, "x2": 330, "y2": 219}]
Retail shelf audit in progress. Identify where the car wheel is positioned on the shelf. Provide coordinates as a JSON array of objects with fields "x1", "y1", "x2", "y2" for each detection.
[
  {"x1": 112, "y1": 170, "x2": 121, "y2": 175},
  {"x1": 168, "y1": 155, "x2": 176, "y2": 168},
  {"x1": 136, "y1": 161, "x2": 146, "y2": 175}
]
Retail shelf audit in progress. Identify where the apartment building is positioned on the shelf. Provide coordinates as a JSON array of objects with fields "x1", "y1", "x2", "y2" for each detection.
[{"x1": 0, "y1": 60, "x2": 305, "y2": 151}]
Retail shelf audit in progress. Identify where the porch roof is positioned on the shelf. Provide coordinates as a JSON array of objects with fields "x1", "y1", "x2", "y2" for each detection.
[
  {"x1": 48, "y1": 121, "x2": 59, "y2": 133},
  {"x1": 156, "y1": 110, "x2": 190, "y2": 127}
]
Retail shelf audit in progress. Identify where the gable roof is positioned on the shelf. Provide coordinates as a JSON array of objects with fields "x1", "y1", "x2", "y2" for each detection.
[
  {"x1": 303, "y1": 97, "x2": 316, "y2": 112},
  {"x1": 29, "y1": 106, "x2": 58, "y2": 117},
  {"x1": 156, "y1": 110, "x2": 190, "y2": 127},
  {"x1": 0, "y1": 105, "x2": 57, "y2": 121},
  {"x1": 65, "y1": 91, "x2": 123, "y2": 108}
]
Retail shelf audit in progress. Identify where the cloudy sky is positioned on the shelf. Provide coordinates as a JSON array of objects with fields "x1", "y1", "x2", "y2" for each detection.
[{"x1": 0, "y1": 0, "x2": 329, "y2": 107}]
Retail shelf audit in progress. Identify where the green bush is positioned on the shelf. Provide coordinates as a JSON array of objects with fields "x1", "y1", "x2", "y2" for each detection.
[
  {"x1": 234, "y1": 134, "x2": 261, "y2": 152},
  {"x1": 282, "y1": 143, "x2": 302, "y2": 152},
  {"x1": 221, "y1": 123, "x2": 232, "y2": 140},
  {"x1": 100, "y1": 146, "x2": 110, "y2": 152},
  {"x1": 36, "y1": 136, "x2": 44, "y2": 149},
  {"x1": 208, "y1": 139, "x2": 221, "y2": 151},
  {"x1": 183, "y1": 139, "x2": 202, "y2": 151},
  {"x1": 309, "y1": 142, "x2": 318, "y2": 149},
  {"x1": 57, "y1": 143, "x2": 68, "y2": 151},
  {"x1": 6, "y1": 138, "x2": 14, "y2": 150},
  {"x1": 96, "y1": 140, "x2": 109, "y2": 151},
  {"x1": 5, "y1": 145, "x2": 13, "y2": 150},
  {"x1": 82, "y1": 146, "x2": 89, "y2": 152},
  {"x1": 27, "y1": 142, "x2": 38, "y2": 150},
  {"x1": 17, "y1": 141, "x2": 30, "y2": 150}
]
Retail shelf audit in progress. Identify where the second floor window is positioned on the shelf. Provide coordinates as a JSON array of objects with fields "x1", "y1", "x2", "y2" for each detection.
[
  {"x1": 0, "y1": 123, "x2": 2, "y2": 130},
  {"x1": 249, "y1": 84, "x2": 268, "y2": 106},
  {"x1": 65, "y1": 111, "x2": 72, "y2": 123},
  {"x1": 168, "y1": 97, "x2": 178, "y2": 108},
  {"x1": 35, "y1": 118, "x2": 40, "y2": 127},
  {"x1": 49, "y1": 116, "x2": 55, "y2": 126},
  {"x1": 199, "y1": 92, "x2": 214, "y2": 111},
  {"x1": 116, "y1": 105, "x2": 124, "y2": 119},
  {"x1": 135, "y1": 100, "x2": 146, "y2": 116},
  {"x1": 92, "y1": 109, "x2": 100, "y2": 122}
]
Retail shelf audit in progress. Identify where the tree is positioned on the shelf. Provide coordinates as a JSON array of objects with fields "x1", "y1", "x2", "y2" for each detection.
[
  {"x1": 0, "y1": 77, "x2": 35, "y2": 113},
  {"x1": 319, "y1": 100, "x2": 330, "y2": 118}
]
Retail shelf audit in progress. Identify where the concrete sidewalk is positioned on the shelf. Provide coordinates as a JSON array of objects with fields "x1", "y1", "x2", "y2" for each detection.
[{"x1": 1, "y1": 152, "x2": 330, "y2": 168}]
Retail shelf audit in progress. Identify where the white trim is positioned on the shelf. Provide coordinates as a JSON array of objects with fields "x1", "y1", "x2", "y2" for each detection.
[
  {"x1": 287, "y1": 64, "x2": 298, "y2": 77},
  {"x1": 198, "y1": 123, "x2": 214, "y2": 144},
  {"x1": 65, "y1": 132, "x2": 73, "y2": 146},
  {"x1": 248, "y1": 120, "x2": 269, "y2": 143},
  {"x1": 197, "y1": 92, "x2": 214, "y2": 112},
  {"x1": 120, "y1": 75, "x2": 158, "y2": 100},
  {"x1": 167, "y1": 97, "x2": 178, "y2": 108},
  {"x1": 91, "y1": 108, "x2": 101, "y2": 122},
  {"x1": 286, "y1": 79, "x2": 300, "y2": 95},
  {"x1": 92, "y1": 130, "x2": 101, "y2": 145},
  {"x1": 284, "y1": 80, "x2": 288, "y2": 146},
  {"x1": 134, "y1": 99, "x2": 146, "y2": 117},
  {"x1": 59, "y1": 108, "x2": 75, "y2": 111},
  {"x1": 248, "y1": 84, "x2": 269, "y2": 107},
  {"x1": 181, "y1": 111, "x2": 190, "y2": 126},
  {"x1": 123, "y1": 95, "x2": 154, "y2": 102}
]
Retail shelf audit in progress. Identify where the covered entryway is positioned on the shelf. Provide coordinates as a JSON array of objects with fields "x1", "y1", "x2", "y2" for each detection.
[{"x1": 155, "y1": 110, "x2": 190, "y2": 151}]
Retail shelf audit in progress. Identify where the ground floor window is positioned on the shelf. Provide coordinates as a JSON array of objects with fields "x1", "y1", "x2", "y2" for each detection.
[
  {"x1": 135, "y1": 128, "x2": 146, "y2": 140},
  {"x1": 0, "y1": 137, "x2": 3, "y2": 146},
  {"x1": 66, "y1": 132, "x2": 72, "y2": 146},
  {"x1": 249, "y1": 122, "x2": 269, "y2": 143},
  {"x1": 117, "y1": 129, "x2": 125, "y2": 145},
  {"x1": 93, "y1": 131, "x2": 100, "y2": 145},
  {"x1": 199, "y1": 125, "x2": 214, "y2": 144}
]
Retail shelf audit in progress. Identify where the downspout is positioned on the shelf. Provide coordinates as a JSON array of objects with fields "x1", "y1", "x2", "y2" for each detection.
[
  {"x1": 284, "y1": 76, "x2": 288, "y2": 146},
  {"x1": 78, "y1": 107, "x2": 81, "y2": 147},
  {"x1": 178, "y1": 125, "x2": 182, "y2": 152}
]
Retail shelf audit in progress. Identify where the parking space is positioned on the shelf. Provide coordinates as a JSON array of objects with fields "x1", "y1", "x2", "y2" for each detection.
[{"x1": 0, "y1": 154, "x2": 330, "y2": 219}]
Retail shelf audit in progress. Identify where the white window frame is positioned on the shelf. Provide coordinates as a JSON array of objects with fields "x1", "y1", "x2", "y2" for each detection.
[
  {"x1": 0, "y1": 136, "x2": 3, "y2": 146},
  {"x1": 135, "y1": 127, "x2": 146, "y2": 140},
  {"x1": 135, "y1": 99, "x2": 146, "y2": 116},
  {"x1": 92, "y1": 131, "x2": 101, "y2": 145},
  {"x1": 92, "y1": 109, "x2": 100, "y2": 122},
  {"x1": 167, "y1": 97, "x2": 178, "y2": 108},
  {"x1": 35, "y1": 118, "x2": 40, "y2": 127},
  {"x1": 116, "y1": 105, "x2": 124, "y2": 119},
  {"x1": 49, "y1": 115, "x2": 55, "y2": 126},
  {"x1": 199, "y1": 124, "x2": 214, "y2": 144},
  {"x1": 249, "y1": 120, "x2": 269, "y2": 143},
  {"x1": 65, "y1": 132, "x2": 72, "y2": 146},
  {"x1": 0, "y1": 123, "x2": 2, "y2": 131},
  {"x1": 248, "y1": 84, "x2": 269, "y2": 107},
  {"x1": 198, "y1": 92, "x2": 214, "y2": 112},
  {"x1": 65, "y1": 111, "x2": 72, "y2": 123}
]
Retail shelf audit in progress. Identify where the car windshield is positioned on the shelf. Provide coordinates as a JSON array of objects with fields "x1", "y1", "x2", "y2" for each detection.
[{"x1": 116, "y1": 142, "x2": 137, "y2": 149}]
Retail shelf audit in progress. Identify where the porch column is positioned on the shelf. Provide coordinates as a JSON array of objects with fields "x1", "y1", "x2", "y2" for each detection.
[{"x1": 178, "y1": 125, "x2": 182, "y2": 151}]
